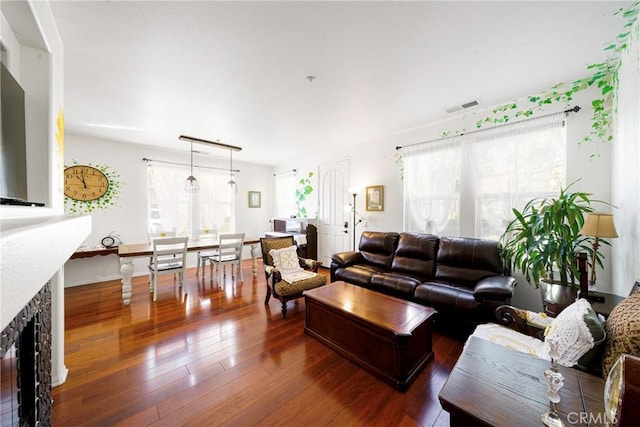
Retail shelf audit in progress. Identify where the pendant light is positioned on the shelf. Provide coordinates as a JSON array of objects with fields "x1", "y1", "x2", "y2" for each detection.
[
  {"x1": 228, "y1": 150, "x2": 238, "y2": 193},
  {"x1": 184, "y1": 141, "x2": 199, "y2": 192},
  {"x1": 178, "y1": 135, "x2": 241, "y2": 193}
]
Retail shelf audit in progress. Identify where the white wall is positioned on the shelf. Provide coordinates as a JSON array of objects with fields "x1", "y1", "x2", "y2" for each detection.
[
  {"x1": 63, "y1": 135, "x2": 274, "y2": 286},
  {"x1": 612, "y1": 35, "x2": 640, "y2": 296}
]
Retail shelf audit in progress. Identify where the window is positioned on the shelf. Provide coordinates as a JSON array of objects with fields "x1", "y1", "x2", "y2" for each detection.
[
  {"x1": 274, "y1": 171, "x2": 297, "y2": 218},
  {"x1": 147, "y1": 163, "x2": 233, "y2": 236},
  {"x1": 402, "y1": 113, "x2": 567, "y2": 240}
]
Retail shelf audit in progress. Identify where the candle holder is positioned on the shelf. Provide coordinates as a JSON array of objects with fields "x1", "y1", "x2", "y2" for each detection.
[
  {"x1": 542, "y1": 339, "x2": 564, "y2": 427},
  {"x1": 541, "y1": 357, "x2": 565, "y2": 426}
]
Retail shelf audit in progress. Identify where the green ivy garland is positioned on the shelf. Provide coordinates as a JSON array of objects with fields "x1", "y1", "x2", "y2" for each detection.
[
  {"x1": 476, "y1": 1, "x2": 638, "y2": 147},
  {"x1": 476, "y1": 1, "x2": 640, "y2": 147},
  {"x1": 395, "y1": 1, "x2": 639, "y2": 174},
  {"x1": 64, "y1": 160, "x2": 123, "y2": 215}
]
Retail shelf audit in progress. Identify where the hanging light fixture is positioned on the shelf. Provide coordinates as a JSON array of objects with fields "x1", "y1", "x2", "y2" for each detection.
[
  {"x1": 228, "y1": 150, "x2": 238, "y2": 193},
  {"x1": 178, "y1": 135, "x2": 242, "y2": 193},
  {"x1": 184, "y1": 141, "x2": 199, "y2": 193}
]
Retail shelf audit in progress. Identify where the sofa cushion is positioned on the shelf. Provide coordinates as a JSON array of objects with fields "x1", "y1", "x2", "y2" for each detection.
[
  {"x1": 391, "y1": 233, "x2": 438, "y2": 279},
  {"x1": 435, "y1": 237, "x2": 504, "y2": 287},
  {"x1": 370, "y1": 273, "x2": 422, "y2": 299},
  {"x1": 602, "y1": 293, "x2": 640, "y2": 377},
  {"x1": 414, "y1": 280, "x2": 480, "y2": 315},
  {"x1": 334, "y1": 264, "x2": 388, "y2": 288},
  {"x1": 359, "y1": 231, "x2": 399, "y2": 270}
]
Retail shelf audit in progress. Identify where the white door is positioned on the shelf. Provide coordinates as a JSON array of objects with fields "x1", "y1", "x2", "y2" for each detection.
[{"x1": 318, "y1": 159, "x2": 350, "y2": 267}]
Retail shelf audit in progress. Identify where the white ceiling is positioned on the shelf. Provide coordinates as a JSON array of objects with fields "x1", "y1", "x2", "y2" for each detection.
[{"x1": 47, "y1": 0, "x2": 628, "y2": 165}]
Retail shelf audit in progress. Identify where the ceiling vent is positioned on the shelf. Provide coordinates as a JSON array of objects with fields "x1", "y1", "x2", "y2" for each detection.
[{"x1": 445, "y1": 99, "x2": 480, "y2": 114}]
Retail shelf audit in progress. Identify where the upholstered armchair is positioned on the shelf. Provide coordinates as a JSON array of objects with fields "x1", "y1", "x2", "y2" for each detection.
[{"x1": 260, "y1": 236, "x2": 326, "y2": 319}]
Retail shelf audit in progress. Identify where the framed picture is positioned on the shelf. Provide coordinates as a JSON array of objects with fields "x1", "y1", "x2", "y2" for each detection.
[
  {"x1": 366, "y1": 185, "x2": 384, "y2": 211},
  {"x1": 248, "y1": 191, "x2": 261, "y2": 208}
]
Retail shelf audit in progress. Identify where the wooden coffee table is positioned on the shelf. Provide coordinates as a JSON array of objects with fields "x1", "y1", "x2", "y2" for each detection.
[
  {"x1": 303, "y1": 281, "x2": 437, "y2": 391},
  {"x1": 439, "y1": 336, "x2": 606, "y2": 426}
]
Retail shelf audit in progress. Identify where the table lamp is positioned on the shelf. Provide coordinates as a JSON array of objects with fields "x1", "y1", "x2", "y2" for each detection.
[{"x1": 579, "y1": 212, "x2": 618, "y2": 301}]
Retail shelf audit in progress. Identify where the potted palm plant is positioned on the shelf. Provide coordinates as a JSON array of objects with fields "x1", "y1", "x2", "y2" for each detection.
[{"x1": 500, "y1": 183, "x2": 608, "y2": 314}]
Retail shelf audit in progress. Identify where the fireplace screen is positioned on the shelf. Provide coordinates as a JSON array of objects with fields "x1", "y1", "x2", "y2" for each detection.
[{"x1": 0, "y1": 282, "x2": 52, "y2": 426}]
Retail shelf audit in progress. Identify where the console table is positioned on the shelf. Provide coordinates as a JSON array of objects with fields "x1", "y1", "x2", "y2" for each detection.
[
  {"x1": 439, "y1": 336, "x2": 606, "y2": 426},
  {"x1": 117, "y1": 238, "x2": 260, "y2": 305}
]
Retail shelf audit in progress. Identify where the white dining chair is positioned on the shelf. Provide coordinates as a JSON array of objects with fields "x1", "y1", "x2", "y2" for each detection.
[
  {"x1": 196, "y1": 228, "x2": 219, "y2": 277},
  {"x1": 148, "y1": 236, "x2": 189, "y2": 301},
  {"x1": 208, "y1": 233, "x2": 244, "y2": 286}
]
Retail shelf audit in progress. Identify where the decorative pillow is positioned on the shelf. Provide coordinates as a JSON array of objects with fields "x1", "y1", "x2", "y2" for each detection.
[
  {"x1": 269, "y1": 245, "x2": 302, "y2": 272},
  {"x1": 602, "y1": 293, "x2": 640, "y2": 378},
  {"x1": 544, "y1": 298, "x2": 606, "y2": 375}
]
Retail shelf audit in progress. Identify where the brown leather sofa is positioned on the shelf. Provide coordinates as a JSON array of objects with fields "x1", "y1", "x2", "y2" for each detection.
[{"x1": 330, "y1": 231, "x2": 517, "y2": 323}]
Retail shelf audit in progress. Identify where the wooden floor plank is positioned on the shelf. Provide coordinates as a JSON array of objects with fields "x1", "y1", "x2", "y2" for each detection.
[{"x1": 52, "y1": 262, "x2": 465, "y2": 426}]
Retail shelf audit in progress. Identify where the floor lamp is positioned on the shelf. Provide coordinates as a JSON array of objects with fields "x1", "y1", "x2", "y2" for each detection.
[
  {"x1": 348, "y1": 187, "x2": 363, "y2": 250},
  {"x1": 579, "y1": 212, "x2": 618, "y2": 302}
]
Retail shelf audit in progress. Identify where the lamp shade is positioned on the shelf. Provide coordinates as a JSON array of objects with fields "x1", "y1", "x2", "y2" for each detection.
[
  {"x1": 579, "y1": 213, "x2": 618, "y2": 238},
  {"x1": 184, "y1": 175, "x2": 199, "y2": 192}
]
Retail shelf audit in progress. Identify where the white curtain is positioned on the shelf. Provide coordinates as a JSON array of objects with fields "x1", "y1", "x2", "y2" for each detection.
[
  {"x1": 402, "y1": 137, "x2": 462, "y2": 236},
  {"x1": 147, "y1": 163, "x2": 234, "y2": 236},
  {"x1": 197, "y1": 167, "x2": 234, "y2": 234},
  {"x1": 147, "y1": 163, "x2": 190, "y2": 235},
  {"x1": 467, "y1": 114, "x2": 566, "y2": 240},
  {"x1": 401, "y1": 112, "x2": 567, "y2": 239},
  {"x1": 275, "y1": 171, "x2": 297, "y2": 218}
]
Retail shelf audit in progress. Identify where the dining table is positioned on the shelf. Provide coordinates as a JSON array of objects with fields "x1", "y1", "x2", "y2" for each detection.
[{"x1": 117, "y1": 237, "x2": 261, "y2": 305}]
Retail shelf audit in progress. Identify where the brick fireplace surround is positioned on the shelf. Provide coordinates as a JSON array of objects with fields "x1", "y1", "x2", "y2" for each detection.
[{"x1": 0, "y1": 214, "x2": 90, "y2": 425}]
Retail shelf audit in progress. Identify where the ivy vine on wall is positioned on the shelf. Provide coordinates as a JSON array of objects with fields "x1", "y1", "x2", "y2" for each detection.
[
  {"x1": 395, "y1": 1, "x2": 639, "y2": 175},
  {"x1": 64, "y1": 160, "x2": 123, "y2": 215},
  {"x1": 476, "y1": 1, "x2": 638, "y2": 150}
]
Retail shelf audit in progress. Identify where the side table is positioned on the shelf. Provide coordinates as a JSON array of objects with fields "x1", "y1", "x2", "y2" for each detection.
[
  {"x1": 439, "y1": 336, "x2": 606, "y2": 427},
  {"x1": 587, "y1": 291, "x2": 625, "y2": 318}
]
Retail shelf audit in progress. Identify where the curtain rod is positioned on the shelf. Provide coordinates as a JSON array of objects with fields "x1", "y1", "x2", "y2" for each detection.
[
  {"x1": 142, "y1": 157, "x2": 240, "y2": 173},
  {"x1": 273, "y1": 169, "x2": 297, "y2": 177},
  {"x1": 395, "y1": 105, "x2": 580, "y2": 151}
]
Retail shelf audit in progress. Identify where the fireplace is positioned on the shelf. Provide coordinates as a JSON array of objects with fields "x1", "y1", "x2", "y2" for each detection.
[
  {"x1": 0, "y1": 214, "x2": 91, "y2": 426},
  {"x1": 0, "y1": 282, "x2": 52, "y2": 426}
]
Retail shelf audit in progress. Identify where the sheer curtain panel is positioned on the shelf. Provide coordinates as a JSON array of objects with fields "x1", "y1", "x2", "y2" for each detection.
[{"x1": 401, "y1": 112, "x2": 567, "y2": 239}]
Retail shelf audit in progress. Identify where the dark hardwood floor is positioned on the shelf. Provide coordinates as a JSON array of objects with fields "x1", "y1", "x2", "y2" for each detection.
[{"x1": 52, "y1": 262, "x2": 465, "y2": 426}]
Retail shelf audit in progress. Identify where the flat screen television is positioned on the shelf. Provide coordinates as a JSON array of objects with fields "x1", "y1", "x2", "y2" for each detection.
[{"x1": 1, "y1": 62, "x2": 42, "y2": 206}]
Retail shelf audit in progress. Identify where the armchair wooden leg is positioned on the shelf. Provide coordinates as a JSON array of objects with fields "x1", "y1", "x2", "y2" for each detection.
[
  {"x1": 265, "y1": 286, "x2": 271, "y2": 304},
  {"x1": 281, "y1": 301, "x2": 287, "y2": 319}
]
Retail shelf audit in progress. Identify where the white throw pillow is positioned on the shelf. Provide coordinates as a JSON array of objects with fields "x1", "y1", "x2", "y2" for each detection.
[
  {"x1": 544, "y1": 298, "x2": 606, "y2": 369},
  {"x1": 269, "y1": 245, "x2": 302, "y2": 272}
]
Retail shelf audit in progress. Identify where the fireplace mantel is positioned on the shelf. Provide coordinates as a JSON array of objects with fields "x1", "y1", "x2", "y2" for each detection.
[{"x1": 1, "y1": 215, "x2": 90, "y2": 331}]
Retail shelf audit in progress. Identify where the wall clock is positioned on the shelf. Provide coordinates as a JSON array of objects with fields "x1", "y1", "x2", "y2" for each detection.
[{"x1": 64, "y1": 165, "x2": 110, "y2": 201}]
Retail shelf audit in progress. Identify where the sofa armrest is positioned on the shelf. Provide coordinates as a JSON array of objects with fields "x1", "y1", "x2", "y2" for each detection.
[
  {"x1": 495, "y1": 305, "x2": 548, "y2": 340},
  {"x1": 473, "y1": 275, "x2": 516, "y2": 299},
  {"x1": 331, "y1": 251, "x2": 364, "y2": 268}
]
